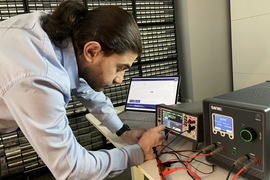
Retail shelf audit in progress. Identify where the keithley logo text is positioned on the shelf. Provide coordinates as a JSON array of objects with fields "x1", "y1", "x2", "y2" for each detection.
[{"x1": 211, "y1": 105, "x2": 223, "y2": 111}]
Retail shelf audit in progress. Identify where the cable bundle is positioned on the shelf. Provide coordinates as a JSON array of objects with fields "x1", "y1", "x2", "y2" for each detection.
[{"x1": 154, "y1": 120, "x2": 215, "y2": 180}]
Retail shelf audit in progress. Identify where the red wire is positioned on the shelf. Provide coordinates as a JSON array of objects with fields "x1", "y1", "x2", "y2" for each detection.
[
  {"x1": 160, "y1": 121, "x2": 213, "y2": 179},
  {"x1": 162, "y1": 158, "x2": 214, "y2": 175},
  {"x1": 185, "y1": 153, "x2": 211, "y2": 168},
  {"x1": 157, "y1": 159, "x2": 166, "y2": 180},
  {"x1": 231, "y1": 167, "x2": 245, "y2": 180},
  {"x1": 162, "y1": 121, "x2": 188, "y2": 147},
  {"x1": 162, "y1": 167, "x2": 201, "y2": 180},
  {"x1": 160, "y1": 153, "x2": 214, "y2": 178},
  {"x1": 188, "y1": 162, "x2": 215, "y2": 175},
  {"x1": 162, "y1": 158, "x2": 185, "y2": 163},
  {"x1": 166, "y1": 150, "x2": 202, "y2": 153},
  {"x1": 185, "y1": 153, "x2": 212, "y2": 178}
]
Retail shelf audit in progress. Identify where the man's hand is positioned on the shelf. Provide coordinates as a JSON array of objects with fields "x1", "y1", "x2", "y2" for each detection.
[
  {"x1": 120, "y1": 128, "x2": 147, "y2": 144},
  {"x1": 138, "y1": 125, "x2": 165, "y2": 161}
]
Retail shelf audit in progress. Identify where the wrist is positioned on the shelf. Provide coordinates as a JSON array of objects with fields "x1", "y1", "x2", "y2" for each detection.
[
  {"x1": 120, "y1": 130, "x2": 129, "y2": 138},
  {"x1": 116, "y1": 124, "x2": 131, "y2": 137}
]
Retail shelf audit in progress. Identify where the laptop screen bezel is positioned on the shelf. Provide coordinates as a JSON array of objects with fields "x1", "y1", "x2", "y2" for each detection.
[{"x1": 123, "y1": 75, "x2": 181, "y2": 112}]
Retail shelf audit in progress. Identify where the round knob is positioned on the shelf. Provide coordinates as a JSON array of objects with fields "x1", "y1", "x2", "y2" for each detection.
[{"x1": 240, "y1": 128, "x2": 257, "y2": 142}]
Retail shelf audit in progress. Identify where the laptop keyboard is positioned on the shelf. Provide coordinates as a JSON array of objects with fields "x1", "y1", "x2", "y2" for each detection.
[{"x1": 118, "y1": 111, "x2": 155, "y2": 122}]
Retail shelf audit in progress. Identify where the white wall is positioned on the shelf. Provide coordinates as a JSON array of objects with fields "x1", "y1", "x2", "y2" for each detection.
[
  {"x1": 231, "y1": 0, "x2": 270, "y2": 90},
  {"x1": 175, "y1": 0, "x2": 232, "y2": 102}
]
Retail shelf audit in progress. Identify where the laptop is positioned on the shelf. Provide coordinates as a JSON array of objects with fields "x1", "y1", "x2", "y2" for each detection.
[{"x1": 118, "y1": 76, "x2": 180, "y2": 129}]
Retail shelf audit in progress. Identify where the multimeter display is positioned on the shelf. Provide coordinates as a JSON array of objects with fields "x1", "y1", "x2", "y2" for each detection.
[{"x1": 162, "y1": 110, "x2": 183, "y2": 132}]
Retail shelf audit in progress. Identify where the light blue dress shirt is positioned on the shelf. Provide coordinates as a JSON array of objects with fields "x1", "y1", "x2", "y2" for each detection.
[{"x1": 0, "y1": 11, "x2": 144, "y2": 179}]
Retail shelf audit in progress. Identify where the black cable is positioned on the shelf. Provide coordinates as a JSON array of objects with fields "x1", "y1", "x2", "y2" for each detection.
[
  {"x1": 188, "y1": 151, "x2": 203, "y2": 164},
  {"x1": 156, "y1": 143, "x2": 214, "y2": 179},
  {"x1": 226, "y1": 164, "x2": 235, "y2": 180},
  {"x1": 154, "y1": 124, "x2": 214, "y2": 179},
  {"x1": 159, "y1": 146, "x2": 213, "y2": 167},
  {"x1": 161, "y1": 128, "x2": 213, "y2": 167},
  {"x1": 164, "y1": 131, "x2": 186, "y2": 149},
  {"x1": 154, "y1": 145, "x2": 195, "y2": 180},
  {"x1": 169, "y1": 150, "x2": 195, "y2": 180}
]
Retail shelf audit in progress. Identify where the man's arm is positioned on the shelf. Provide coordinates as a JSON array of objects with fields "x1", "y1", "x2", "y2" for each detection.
[
  {"x1": 72, "y1": 79, "x2": 123, "y2": 133},
  {"x1": 3, "y1": 76, "x2": 144, "y2": 179},
  {"x1": 72, "y1": 79, "x2": 148, "y2": 144}
]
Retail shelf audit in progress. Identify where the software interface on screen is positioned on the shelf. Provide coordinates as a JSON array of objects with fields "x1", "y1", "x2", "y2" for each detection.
[
  {"x1": 162, "y1": 110, "x2": 183, "y2": 133},
  {"x1": 126, "y1": 77, "x2": 179, "y2": 111},
  {"x1": 213, "y1": 114, "x2": 233, "y2": 134}
]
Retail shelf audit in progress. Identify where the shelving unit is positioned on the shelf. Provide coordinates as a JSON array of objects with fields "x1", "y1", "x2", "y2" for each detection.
[{"x1": 0, "y1": 0, "x2": 178, "y2": 179}]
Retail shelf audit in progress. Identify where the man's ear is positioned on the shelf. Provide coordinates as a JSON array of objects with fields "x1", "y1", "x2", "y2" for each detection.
[{"x1": 83, "y1": 41, "x2": 102, "y2": 62}]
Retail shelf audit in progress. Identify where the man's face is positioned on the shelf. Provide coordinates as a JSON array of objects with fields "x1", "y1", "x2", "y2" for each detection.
[{"x1": 80, "y1": 51, "x2": 137, "y2": 92}]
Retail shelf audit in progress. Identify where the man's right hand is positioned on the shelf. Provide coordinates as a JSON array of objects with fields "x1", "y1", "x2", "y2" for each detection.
[{"x1": 137, "y1": 124, "x2": 165, "y2": 161}]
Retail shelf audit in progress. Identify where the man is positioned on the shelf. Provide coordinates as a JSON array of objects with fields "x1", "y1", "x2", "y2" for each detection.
[{"x1": 0, "y1": 1, "x2": 164, "y2": 179}]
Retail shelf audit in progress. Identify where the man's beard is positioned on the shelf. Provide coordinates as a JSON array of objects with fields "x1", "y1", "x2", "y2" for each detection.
[{"x1": 80, "y1": 65, "x2": 106, "y2": 92}]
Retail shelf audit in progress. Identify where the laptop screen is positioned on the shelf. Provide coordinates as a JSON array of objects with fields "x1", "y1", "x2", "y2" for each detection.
[{"x1": 125, "y1": 76, "x2": 180, "y2": 112}]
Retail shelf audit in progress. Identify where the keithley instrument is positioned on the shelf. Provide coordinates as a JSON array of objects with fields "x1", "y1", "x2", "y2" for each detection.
[{"x1": 156, "y1": 101, "x2": 204, "y2": 150}]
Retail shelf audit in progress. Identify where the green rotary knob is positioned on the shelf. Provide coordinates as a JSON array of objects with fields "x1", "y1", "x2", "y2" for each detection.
[{"x1": 240, "y1": 127, "x2": 257, "y2": 142}]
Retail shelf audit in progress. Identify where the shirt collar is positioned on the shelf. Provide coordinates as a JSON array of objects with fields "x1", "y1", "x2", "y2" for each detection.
[{"x1": 61, "y1": 40, "x2": 80, "y2": 89}]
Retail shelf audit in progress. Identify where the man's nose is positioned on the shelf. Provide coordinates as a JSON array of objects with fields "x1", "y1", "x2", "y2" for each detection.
[{"x1": 114, "y1": 71, "x2": 125, "y2": 84}]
